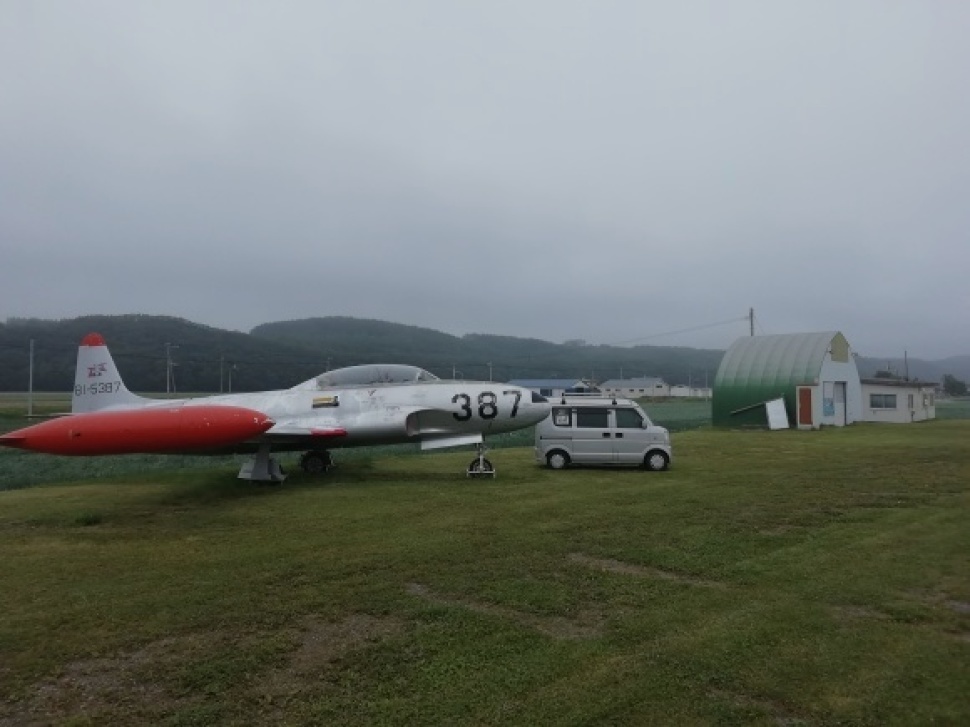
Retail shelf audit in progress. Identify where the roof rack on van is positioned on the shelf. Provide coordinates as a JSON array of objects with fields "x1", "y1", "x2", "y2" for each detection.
[{"x1": 559, "y1": 393, "x2": 619, "y2": 405}]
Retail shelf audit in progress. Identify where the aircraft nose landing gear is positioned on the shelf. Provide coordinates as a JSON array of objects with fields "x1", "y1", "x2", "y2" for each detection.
[{"x1": 467, "y1": 442, "x2": 495, "y2": 478}]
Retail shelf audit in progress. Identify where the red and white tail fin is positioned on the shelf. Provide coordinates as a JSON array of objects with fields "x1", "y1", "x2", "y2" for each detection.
[{"x1": 72, "y1": 333, "x2": 151, "y2": 413}]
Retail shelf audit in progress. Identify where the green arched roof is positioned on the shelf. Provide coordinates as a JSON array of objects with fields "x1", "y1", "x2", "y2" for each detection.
[
  {"x1": 713, "y1": 332, "x2": 847, "y2": 426},
  {"x1": 716, "y1": 332, "x2": 845, "y2": 388}
]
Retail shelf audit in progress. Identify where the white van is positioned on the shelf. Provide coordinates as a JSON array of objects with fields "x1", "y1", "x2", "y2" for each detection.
[{"x1": 534, "y1": 395, "x2": 671, "y2": 470}]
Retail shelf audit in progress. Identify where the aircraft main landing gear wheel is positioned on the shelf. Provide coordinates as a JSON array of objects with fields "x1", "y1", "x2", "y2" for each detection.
[
  {"x1": 300, "y1": 449, "x2": 334, "y2": 475},
  {"x1": 467, "y1": 443, "x2": 496, "y2": 478}
]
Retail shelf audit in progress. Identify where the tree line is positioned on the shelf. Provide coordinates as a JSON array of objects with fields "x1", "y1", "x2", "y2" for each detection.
[{"x1": 0, "y1": 315, "x2": 727, "y2": 393}]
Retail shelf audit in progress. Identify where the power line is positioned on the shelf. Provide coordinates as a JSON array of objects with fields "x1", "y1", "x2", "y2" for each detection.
[
  {"x1": 755, "y1": 315, "x2": 768, "y2": 336},
  {"x1": 606, "y1": 315, "x2": 749, "y2": 347}
]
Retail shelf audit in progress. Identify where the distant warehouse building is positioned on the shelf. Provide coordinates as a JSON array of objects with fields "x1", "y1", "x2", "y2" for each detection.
[
  {"x1": 713, "y1": 332, "x2": 863, "y2": 429},
  {"x1": 713, "y1": 331, "x2": 937, "y2": 428},
  {"x1": 599, "y1": 377, "x2": 712, "y2": 399},
  {"x1": 669, "y1": 383, "x2": 713, "y2": 399},
  {"x1": 599, "y1": 377, "x2": 669, "y2": 398}
]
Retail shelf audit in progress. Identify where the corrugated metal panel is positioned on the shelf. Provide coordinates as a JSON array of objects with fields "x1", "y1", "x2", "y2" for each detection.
[{"x1": 713, "y1": 332, "x2": 843, "y2": 427}]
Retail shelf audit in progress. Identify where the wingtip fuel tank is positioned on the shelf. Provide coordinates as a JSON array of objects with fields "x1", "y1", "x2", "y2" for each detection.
[{"x1": 0, "y1": 406, "x2": 275, "y2": 456}]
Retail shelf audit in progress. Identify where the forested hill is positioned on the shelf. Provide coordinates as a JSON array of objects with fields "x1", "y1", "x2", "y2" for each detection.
[
  {"x1": 3, "y1": 315, "x2": 961, "y2": 394},
  {"x1": 1, "y1": 315, "x2": 725, "y2": 392},
  {"x1": 251, "y1": 317, "x2": 725, "y2": 385},
  {"x1": 0, "y1": 316, "x2": 324, "y2": 393}
]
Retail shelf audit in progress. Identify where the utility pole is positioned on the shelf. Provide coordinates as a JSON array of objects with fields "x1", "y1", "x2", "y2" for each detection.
[
  {"x1": 165, "y1": 343, "x2": 179, "y2": 396},
  {"x1": 28, "y1": 339, "x2": 34, "y2": 418},
  {"x1": 487, "y1": 362, "x2": 493, "y2": 382}
]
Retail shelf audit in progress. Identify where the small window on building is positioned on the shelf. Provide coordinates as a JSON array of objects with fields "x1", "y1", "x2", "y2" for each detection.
[
  {"x1": 552, "y1": 407, "x2": 572, "y2": 427},
  {"x1": 576, "y1": 408, "x2": 609, "y2": 428},
  {"x1": 540, "y1": 388, "x2": 552, "y2": 397},
  {"x1": 870, "y1": 393, "x2": 897, "y2": 409},
  {"x1": 908, "y1": 394, "x2": 914, "y2": 409}
]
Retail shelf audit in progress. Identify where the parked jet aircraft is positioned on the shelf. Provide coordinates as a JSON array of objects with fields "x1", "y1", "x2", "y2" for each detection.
[{"x1": 0, "y1": 333, "x2": 552, "y2": 481}]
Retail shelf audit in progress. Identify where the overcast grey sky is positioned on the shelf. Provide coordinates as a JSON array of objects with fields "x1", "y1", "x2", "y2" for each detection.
[{"x1": 2, "y1": 1, "x2": 968, "y2": 358}]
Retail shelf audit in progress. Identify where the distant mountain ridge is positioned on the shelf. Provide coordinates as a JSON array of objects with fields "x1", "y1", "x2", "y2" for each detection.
[
  {"x1": 854, "y1": 355, "x2": 970, "y2": 385},
  {"x1": 0, "y1": 315, "x2": 966, "y2": 392},
  {"x1": 250, "y1": 317, "x2": 726, "y2": 385}
]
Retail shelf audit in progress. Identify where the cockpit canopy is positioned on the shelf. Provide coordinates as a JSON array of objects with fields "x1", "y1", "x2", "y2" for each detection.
[{"x1": 293, "y1": 363, "x2": 440, "y2": 391}]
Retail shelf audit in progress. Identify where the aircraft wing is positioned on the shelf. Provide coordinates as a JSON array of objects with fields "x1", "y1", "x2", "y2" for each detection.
[
  {"x1": 258, "y1": 406, "x2": 482, "y2": 448},
  {"x1": 264, "y1": 423, "x2": 348, "y2": 439}
]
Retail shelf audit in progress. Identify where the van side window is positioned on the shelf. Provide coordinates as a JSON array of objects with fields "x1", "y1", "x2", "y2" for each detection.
[
  {"x1": 575, "y1": 408, "x2": 609, "y2": 428},
  {"x1": 615, "y1": 408, "x2": 644, "y2": 428},
  {"x1": 552, "y1": 407, "x2": 572, "y2": 427}
]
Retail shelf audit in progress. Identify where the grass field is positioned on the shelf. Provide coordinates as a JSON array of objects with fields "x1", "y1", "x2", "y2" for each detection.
[{"x1": 1, "y1": 419, "x2": 968, "y2": 725}]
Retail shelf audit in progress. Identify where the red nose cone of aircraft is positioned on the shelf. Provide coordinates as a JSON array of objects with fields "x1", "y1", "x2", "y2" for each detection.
[{"x1": 0, "y1": 405, "x2": 275, "y2": 455}]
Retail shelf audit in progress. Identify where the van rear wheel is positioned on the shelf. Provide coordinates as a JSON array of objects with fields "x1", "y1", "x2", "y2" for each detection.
[
  {"x1": 644, "y1": 450, "x2": 669, "y2": 471},
  {"x1": 547, "y1": 451, "x2": 570, "y2": 470}
]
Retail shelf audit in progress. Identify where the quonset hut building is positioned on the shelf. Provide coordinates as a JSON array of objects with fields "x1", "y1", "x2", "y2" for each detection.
[{"x1": 713, "y1": 332, "x2": 863, "y2": 429}]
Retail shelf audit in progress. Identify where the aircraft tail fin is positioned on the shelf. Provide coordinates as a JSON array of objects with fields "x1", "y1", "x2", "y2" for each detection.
[{"x1": 72, "y1": 333, "x2": 151, "y2": 413}]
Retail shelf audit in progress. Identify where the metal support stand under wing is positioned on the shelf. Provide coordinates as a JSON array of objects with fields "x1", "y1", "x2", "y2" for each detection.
[{"x1": 238, "y1": 444, "x2": 286, "y2": 483}]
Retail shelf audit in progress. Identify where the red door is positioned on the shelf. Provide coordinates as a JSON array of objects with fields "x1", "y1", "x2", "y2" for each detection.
[{"x1": 798, "y1": 387, "x2": 813, "y2": 426}]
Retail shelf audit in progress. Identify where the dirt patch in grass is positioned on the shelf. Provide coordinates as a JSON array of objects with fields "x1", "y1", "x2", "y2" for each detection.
[
  {"x1": 287, "y1": 614, "x2": 404, "y2": 673},
  {"x1": 254, "y1": 613, "x2": 406, "y2": 719},
  {"x1": 830, "y1": 604, "x2": 895, "y2": 622},
  {"x1": 0, "y1": 635, "x2": 200, "y2": 726},
  {"x1": 406, "y1": 582, "x2": 603, "y2": 640},
  {"x1": 568, "y1": 553, "x2": 727, "y2": 589},
  {"x1": 0, "y1": 616, "x2": 406, "y2": 726},
  {"x1": 831, "y1": 593, "x2": 970, "y2": 646},
  {"x1": 708, "y1": 688, "x2": 809, "y2": 726}
]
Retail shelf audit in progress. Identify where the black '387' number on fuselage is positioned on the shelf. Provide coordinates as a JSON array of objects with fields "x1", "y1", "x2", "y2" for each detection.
[{"x1": 451, "y1": 390, "x2": 521, "y2": 421}]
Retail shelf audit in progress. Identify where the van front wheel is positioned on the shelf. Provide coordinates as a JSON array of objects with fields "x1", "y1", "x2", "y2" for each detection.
[
  {"x1": 547, "y1": 451, "x2": 570, "y2": 470},
  {"x1": 644, "y1": 451, "x2": 669, "y2": 471}
]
